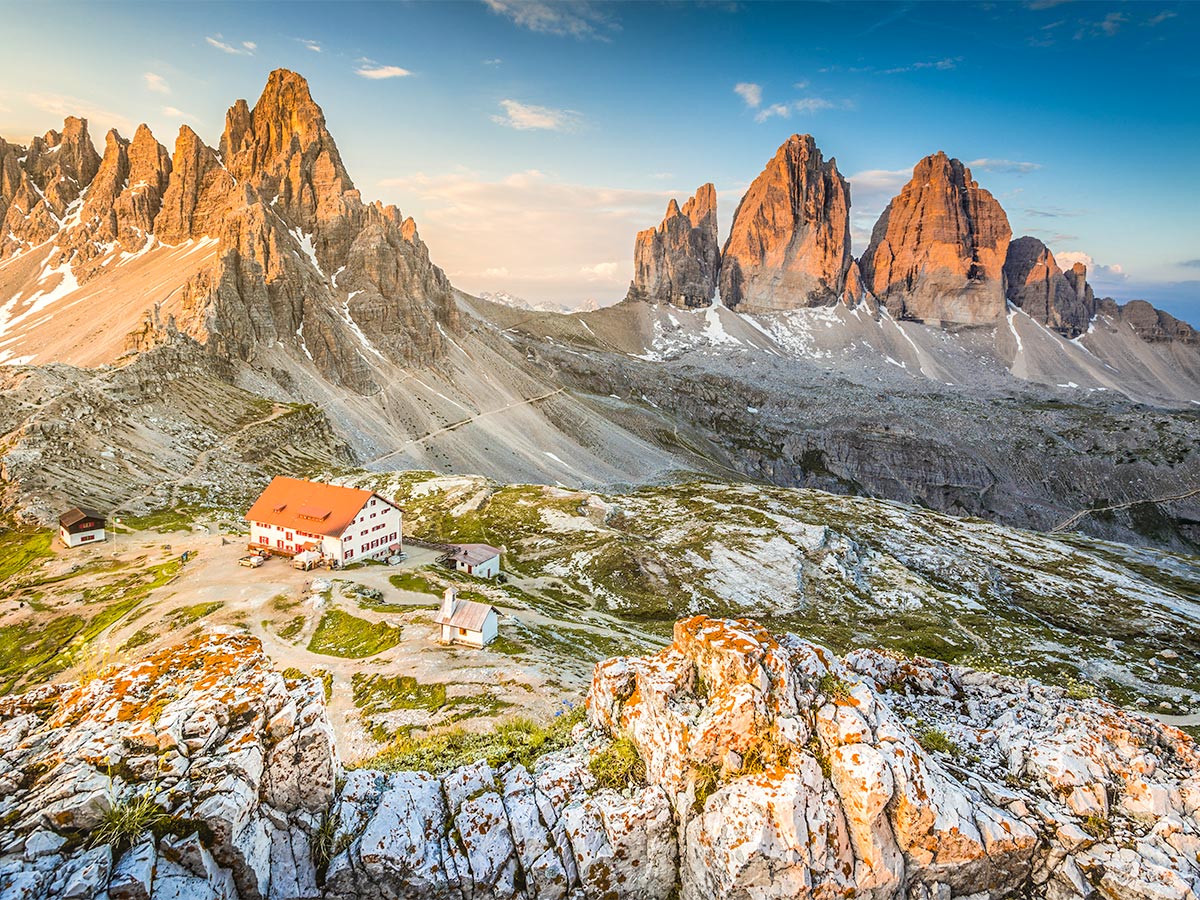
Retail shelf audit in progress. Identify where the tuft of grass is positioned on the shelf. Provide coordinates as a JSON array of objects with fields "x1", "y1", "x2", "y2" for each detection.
[
  {"x1": 692, "y1": 761, "x2": 721, "y2": 813},
  {"x1": 307, "y1": 610, "x2": 402, "y2": 658},
  {"x1": 805, "y1": 734, "x2": 832, "y2": 779},
  {"x1": 87, "y1": 790, "x2": 174, "y2": 856},
  {"x1": 589, "y1": 734, "x2": 646, "y2": 792},
  {"x1": 119, "y1": 628, "x2": 156, "y2": 653},
  {"x1": 270, "y1": 594, "x2": 301, "y2": 612},
  {"x1": 818, "y1": 672, "x2": 854, "y2": 704},
  {"x1": 917, "y1": 727, "x2": 961, "y2": 757},
  {"x1": 364, "y1": 705, "x2": 584, "y2": 775}
]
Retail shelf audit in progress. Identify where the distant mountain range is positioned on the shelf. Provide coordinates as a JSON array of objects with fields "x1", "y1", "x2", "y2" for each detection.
[{"x1": 0, "y1": 69, "x2": 1196, "y2": 550}]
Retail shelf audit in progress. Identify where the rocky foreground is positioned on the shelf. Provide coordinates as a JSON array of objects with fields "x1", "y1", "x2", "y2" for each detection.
[{"x1": 1, "y1": 619, "x2": 1198, "y2": 899}]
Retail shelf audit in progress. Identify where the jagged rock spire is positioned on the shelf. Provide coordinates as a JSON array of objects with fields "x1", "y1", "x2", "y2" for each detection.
[{"x1": 628, "y1": 183, "x2": 720, "y2": 308}]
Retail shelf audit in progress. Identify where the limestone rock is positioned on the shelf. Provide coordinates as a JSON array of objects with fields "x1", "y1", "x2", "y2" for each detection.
[
  {"x1": 1003, "y1": 236, "x2": 1095, "y2": 336},
  {"x1": 628, "y1": 184, "x2": 719, "y2": 308},
  {"x1": 720, "y1": 134, "x2": 852, "y2": 311},
  {"x1": 860, "y1": 151, "x2": 1011, "y2": 325},
  {"x1": 1098, "y1": 297, "x2": 1199, "y2": 344},
  {"x1": 154, "y1": 125, "x2": 236, "y2": 244}
]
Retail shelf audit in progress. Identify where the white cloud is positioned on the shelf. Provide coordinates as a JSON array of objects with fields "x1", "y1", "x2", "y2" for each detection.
[
  {"x1": 206, "y1": 35, "x2": 255, "y2": 56},
  {"x1": 968, "y1": 158, "x2": 1042, "y2": 174},
  {"x1": 733, "y1": 82, "x2": 762, "y2": 108},
  {"x1": 356, "y1": 64, "x2": 412, "y2": 79},
  {"x1": 492, "y1": 99, "x2": 582, "y2": 132},
  {"x1": 162, "y1": 106, "x2": 198, "y2": 121},
  {"x1": 22, "y1": 91, "x2": 133, "y2": 134},
  {"x1": 753, "y1": 97, "x2": 834, "y2": 122},
  {"x1": 379, "y1": 168, "x2": 677, "y2": 304},
  {"x1": 847, "y1": 168, "x2": 911, "y2": 254},
  {"x1": 483, "y1": 58, "x2": 503, "y2": 65},
  {"x1": 581, "y1": 261, "x2": 618, "y2": 280},
  {"x1": 482, "y1": 0, "x2": 617, "y2": 40},
  {"x1": 882, "y1": 57, "x2": 960, "y2": 74},
  {"x1": 143, "y1": 72, "x2": 170, "y2": 95},
  {"x1": 299, "y1": 39, "x2": 322, "y2": 52}
]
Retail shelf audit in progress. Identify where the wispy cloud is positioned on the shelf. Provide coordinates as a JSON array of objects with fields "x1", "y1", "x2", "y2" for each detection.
[
  {"x1": 162, "y1": 106, "x2": 198, "y2": 122},
  {"x1": 581, "y1": 261, "x2": 618, "y2": 280},
  {"x1": 23, "y1": 91, "x2": 133, "y2": 133},
  {"x1": 1180, "y1": 259, "x2": 1200, "y2": 268},
  {"x1": 206, "y1": 35, "x2": 256, "y2": 56},
  {"x1": 356, "y1": 64, "x2": 412, "y2": 79},
  {"x1": 733, "y1": 82, "x2": 762, "y2": 108},
  {"x1": 482, "y1": 58, "x2": 503, "y2": 65},
  {"x1": 1146, "y1": 10, "x2": 1177, "y2": 26},
  {"x1": 754, "y1": 97, "x2": 835, "y2": 122},
  {"x1": 482, "y1": 0, "x2": 618, "y2": 40},
  {"x1": 143, "y1": 72, "x2": 170, "y2": 95},
  {"x1": 298, "y1": 39, "x2": 322, "y2": 53},
  {"x1": 492, "y1": 99, "x2": 582, "y2": 131},
  {"x1": 1075, "y1": 12, "x2": 1127, "y2": 39},
  {"x1": 881, "y1": 56, "x2": 961, "y2": 74},
  {"x1": 967, "y1": 158, "x2": 1042, "y2": 174},
  {"x1": 1023, "y1": 205, "x2": 1084, "y2": 218}
]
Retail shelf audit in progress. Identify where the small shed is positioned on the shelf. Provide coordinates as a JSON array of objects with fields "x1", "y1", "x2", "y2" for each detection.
[
  {"x1": 435, "y1": 587, "x2": 498, "y2": 648},
  {"x1": 58, "y1": 507, "x2": 106, "y2": 548},
  {"x1": 446, "y1": 543, "x2": 502, "y2": 579}
]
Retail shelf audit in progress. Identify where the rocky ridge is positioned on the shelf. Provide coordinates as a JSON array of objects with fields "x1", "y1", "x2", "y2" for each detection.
[
  {"x1": 2, "y1": 618, "x2": 1197, "y2": 899},
  {"x1": 720, "y1": 134, "x2": 853, "y2": 311},
  {"x1": 0, "y1": 69, "x2": 457, "y2": 393},
  {"x1": 626, "y1": 184, "x2": 720, "y2": 308}
]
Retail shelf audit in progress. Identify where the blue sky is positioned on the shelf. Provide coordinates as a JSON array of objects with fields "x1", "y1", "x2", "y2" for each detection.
[{"x1": 1, "y1": 1, "x2": 1197, "y2": 322}]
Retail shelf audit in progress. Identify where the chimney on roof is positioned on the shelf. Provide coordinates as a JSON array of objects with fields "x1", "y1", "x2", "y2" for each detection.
[{"x1": 440, "y1": 586, "x2": 457, "y2": 621}]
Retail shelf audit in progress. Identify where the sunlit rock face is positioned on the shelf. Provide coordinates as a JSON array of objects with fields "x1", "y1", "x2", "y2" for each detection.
[
  {"x1": 860, "y1": 151, "x2": 1011, "y2": 326},
  {"x1": 720, "y1": 134, "x2": 853, "y2": 312},
  {"x1": 628, "y1": 183, "x2": 720, "y2": 309}
]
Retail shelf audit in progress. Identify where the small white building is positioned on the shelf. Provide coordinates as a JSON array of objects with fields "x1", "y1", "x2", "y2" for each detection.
[
  {"x1": 435, "y1": 587, "x2": 498, "y2": 648},
  {"x1": 59, "y1": 507, "x2": 106, "y2": 548},
  {"x1": 446, "y1": 543, "x2": 502, "y2": 579},
  {"x1": 246, "y1": 476, "x2": 403, "y2": 566}
]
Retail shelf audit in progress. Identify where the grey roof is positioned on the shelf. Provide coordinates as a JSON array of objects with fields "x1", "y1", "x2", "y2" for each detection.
[
  {"x1": 449, "y1": 543, "x2": 501, "y2": 566},
  {"x1": 435, "y1": 598, "x2": 495, "y2": 633}
]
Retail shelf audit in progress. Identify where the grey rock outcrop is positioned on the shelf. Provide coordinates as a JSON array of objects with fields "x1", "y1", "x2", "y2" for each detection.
[
  {"x1": 627, "y1": 184, "x2": 720, "y2": 308},
  {"x1": 720, "y1": 134, "x2": 852, "y2": 311},
  {"x1": 860, "y1": 151, "x2": 1011, "y2": 325},
  {"x1": 1098, "y1": 297, "x2": 1199, "y2": 344}
]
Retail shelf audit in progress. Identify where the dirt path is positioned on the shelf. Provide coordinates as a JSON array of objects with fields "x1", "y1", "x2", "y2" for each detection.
[
  {"x1": 365, "y1": 387, "x2": 566, "y2": 467},
  {"x1": 1050, "y1": 486, "x2": 1200, "y2": 534}
]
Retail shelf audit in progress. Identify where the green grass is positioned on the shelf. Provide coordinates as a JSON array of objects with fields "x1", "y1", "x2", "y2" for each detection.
[
  {"x1": 282, "y1": 666, "x2": 334, "y2": 701},
  {"x1": 388, "y1": 570, "x2": 440, "y2": 595},
  {"x1": 87, "y1": 790, "x2": 176, "y2": 856},
  {"x1": 307, "y1": 610, "x2": 402, "y2": 658},
  {"x1": 589, "y1": 734, "x2": 646, "y2": 791},
  {"x1": 352, "y1": 673, "x2": 447, "y2": 715},
  {"x1": 117, "y1": 508, "x2": 198, "y2": 532},
  {"x1": 168, "y1": 602, "x2": 223, "y2": 626},
  {"x1": 277, "y1": 616, "x2": 305, "y2": 640},
  {"x1": 0, "y1": 528, "x2": 54, "y2": 586},
  {"x1": 0, "y1": 556, "x2": 186, "y2": 694},
  {"x1": 818, "y1": 673, "x2": 854, "y2": 704},
  {"x1": 119, "y1": 628, "x2": 157, "y2": 653},
  {"x1": 362, "y1": 705, "x2": 584, "y2": 775}
]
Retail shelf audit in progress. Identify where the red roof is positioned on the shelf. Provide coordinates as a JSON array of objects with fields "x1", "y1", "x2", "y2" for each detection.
[{"x1": 246, "y1": 477, "x2": 398, "y2": 538}]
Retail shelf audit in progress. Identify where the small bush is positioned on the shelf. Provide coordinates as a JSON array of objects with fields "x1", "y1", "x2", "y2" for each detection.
[
  {"x1": 1080, "y1": 813, "x2": 1111, "y2": 840},
  {"x1": 589, "y1": 735, "x2": 646, "y2": 792},
  {"x1": 277, "y1": 616, "x2": 305, "y2": 640},
  {"x1": 818, "y1": 672, "x2": 853, "y2": 704},
  {"x1": 917, "y1": 727, "x2": 961, "y2": 757}
]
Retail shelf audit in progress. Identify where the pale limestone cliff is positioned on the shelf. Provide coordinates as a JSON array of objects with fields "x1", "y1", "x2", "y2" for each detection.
[{"x1": 628, "y1": 183, "x2": 720, "y2": 308}]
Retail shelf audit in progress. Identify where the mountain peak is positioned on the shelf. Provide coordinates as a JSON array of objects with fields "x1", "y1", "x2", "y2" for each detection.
[{"x1": 628, "y1": 183, "x2": 721, "y2": 308}]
